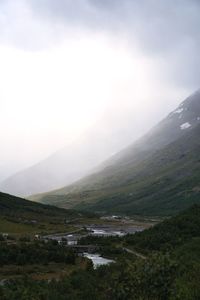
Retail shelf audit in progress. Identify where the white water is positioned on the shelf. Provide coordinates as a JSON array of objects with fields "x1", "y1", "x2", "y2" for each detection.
[
  {"x1": 90, "y1": 229, "x2": 125, "y2": 237},
  {"x1": 83, "y1": 253, "x2": 114, "y2": 269}
]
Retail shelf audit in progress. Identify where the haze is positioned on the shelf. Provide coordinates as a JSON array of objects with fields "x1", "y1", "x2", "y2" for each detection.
[{"x1": 0, "y1": 0, "x2": 199, "y2": 181}]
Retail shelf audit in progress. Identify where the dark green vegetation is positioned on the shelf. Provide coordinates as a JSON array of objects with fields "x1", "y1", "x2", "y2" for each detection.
[
  {"x1": 124, "y1": 204, "x2": 200, "y2": 253},
  {"x1": 34, "y1": 91, "x2": 200, "y2": 216},
  {"x1": 0, "y1": 192, "x2": 77, "y2": 220},
  {"x1": 0, "y1": 205, "x2": 200, "y2": 299},
  {"x1": 0, "y1": 192, "x2": 90, "y2": 235},
  {"x1": 0, "y1": 239, "x2": 90, "y2": 283},
  {"x1": 0, "y1": 256, "x2": 178, "y2": 300},
  {"x1": 0, "y1": 240, "x2": 76, "y2": 266}
]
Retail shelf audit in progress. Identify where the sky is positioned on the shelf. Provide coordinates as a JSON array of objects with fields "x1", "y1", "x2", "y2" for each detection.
[{"x1": 0, "y1": 0, "x2": 200, "y2": 178}]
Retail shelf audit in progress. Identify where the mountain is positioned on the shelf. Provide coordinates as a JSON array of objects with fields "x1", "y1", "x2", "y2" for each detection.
[
  {"x1": 33, "y1": 90, "x2": 200, "y2": 216},
  {"x1": 0, "y1": 163, "x2": 22, "y2": 182},
  {"x1": 0, "y1": 110, "x2": 143, "y2": 197}
]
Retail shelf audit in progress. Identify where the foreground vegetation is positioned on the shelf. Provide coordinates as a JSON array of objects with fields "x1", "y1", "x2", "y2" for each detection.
[
  {"x1": 0, "y1": 239, "x2": 90, "y2": 283},
  {"x1": 0, "y1": 240, "x2": 76, "y2": 266},
  {"x1": 0, "y1": 205, "x2": 200, "y2": 299}
]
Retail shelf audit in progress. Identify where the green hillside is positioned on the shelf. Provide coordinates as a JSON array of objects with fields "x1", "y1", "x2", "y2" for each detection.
[
  {"x1": 0, "y1": 192, "x2": 82, "y2": 235},
  {"x1": 124, "y1": 204, "x2": 200, "y2": 253},
  {"x1": 37, "y1": 123, "x2": 200, "y2": 216},
  {"x1": 75, "y1": 123, "x2": 200, "y2": 216},
  {"x1": 31, "y1": 91, "x2": 200, "y2": 216},
  {"x1": 124, "y1": 205, "x2": 200, "y2": 298},
  {"x1": 0, "y1": 192, "x2": 76, "y2": 219}
]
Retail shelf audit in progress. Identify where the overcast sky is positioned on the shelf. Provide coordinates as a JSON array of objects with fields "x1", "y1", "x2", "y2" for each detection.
[{"x1": 0, "y1": 0, "x2": 199, "y2": 176}]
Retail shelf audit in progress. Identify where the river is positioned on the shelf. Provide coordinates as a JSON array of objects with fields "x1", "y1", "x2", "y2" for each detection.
[{"x1": 43, "y1": 224, "x2": 145, "y2": 245}]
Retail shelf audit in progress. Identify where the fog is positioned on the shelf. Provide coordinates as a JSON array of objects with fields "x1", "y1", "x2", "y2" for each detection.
[{"x1": 0, "y1": 0, "x2": 199, "y2": 182}]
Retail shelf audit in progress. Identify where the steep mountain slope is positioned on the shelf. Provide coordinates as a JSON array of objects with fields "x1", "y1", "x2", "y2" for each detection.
[
  {"x1": 34, "y1": 90, "x2": 200, "y2": 215},
  {"x1": 99, "y1": 89, "x2": 200, "y2": 170}
]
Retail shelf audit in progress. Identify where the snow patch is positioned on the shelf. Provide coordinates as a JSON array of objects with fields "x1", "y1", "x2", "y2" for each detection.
[
  {"x1": 180, "y1": 122, "x2": 191, "y2": 130},
  {"x1": 173, "y1": 108, "x2": 184, "y2": 114}
]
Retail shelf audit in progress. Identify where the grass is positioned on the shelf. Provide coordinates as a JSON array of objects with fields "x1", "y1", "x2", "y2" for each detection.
[
  {"x1": 0, "y1": 192, "x2": 95, "y2": 236},
  {"x1": 0, "y1": 216, "x2": 78, "y2": 237}
]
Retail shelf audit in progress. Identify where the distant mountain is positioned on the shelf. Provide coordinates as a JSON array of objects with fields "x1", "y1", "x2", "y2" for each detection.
[
  {"x1": 0, "y1": 163, "x2": 21, "y2": 182},
  {"x1": 34, "y1": 90, "x2": 200, "y2": 216},
  {"x1": 0, "y1": 112, "x2": 141, "y2": 196}
]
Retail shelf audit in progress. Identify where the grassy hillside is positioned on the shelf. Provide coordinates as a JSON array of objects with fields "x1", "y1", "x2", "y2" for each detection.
[
  {"x1": 0, "y1": 192, "x2": 76, "y2": 219},
  {"x1": 37, "y1": 123, "x2": 200, "y2": 216},
  {"x1": 0, "y1": 192, "x2": 83, "y2": 235},
  {"x1": 124, "y1": 204, "x2": 200, "y2": 253},
  {"x1": 124, "y1": 205, "x2": 200, "y2": 299}
]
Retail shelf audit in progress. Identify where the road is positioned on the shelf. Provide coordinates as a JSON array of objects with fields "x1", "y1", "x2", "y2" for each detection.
[{"x1": 123, "y1": 247, "x2": 147, "y2": 260}]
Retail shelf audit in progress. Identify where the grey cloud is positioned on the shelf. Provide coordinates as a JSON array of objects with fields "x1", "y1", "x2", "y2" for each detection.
[
  {"x1": 28, "y1": 0, "x2": 200, "y2": 49},
  {"x1": 0, "y1": 0, "x2": 199, "y2": 88},
  {"x1": 27, "y1": 0, "x2": 200, "y2": 89},
  {"x1": 0, "y1": 0, "x2": 200, "y2": 182}
]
